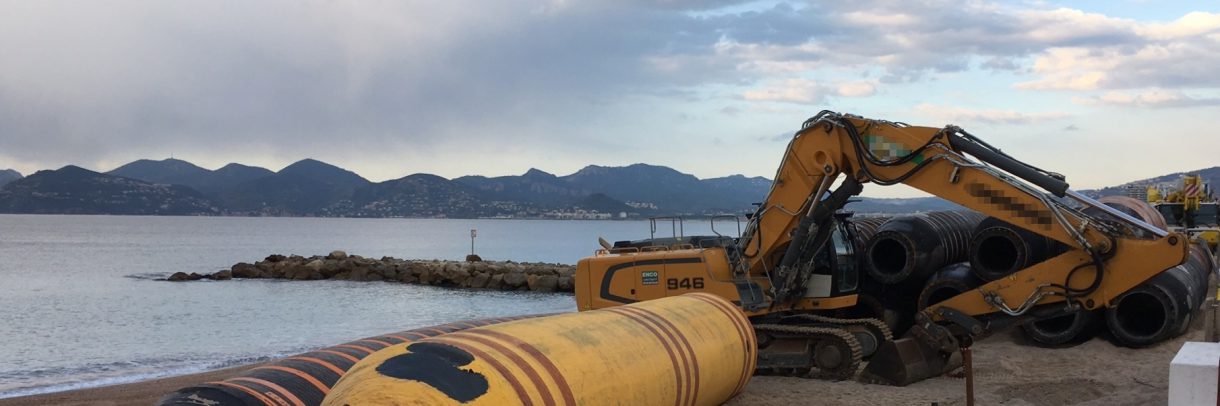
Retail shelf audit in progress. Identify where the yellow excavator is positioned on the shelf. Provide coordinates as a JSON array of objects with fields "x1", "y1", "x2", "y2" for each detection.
[{"x1": 574, "y1": 110, "x2": 1189, "y2": 385}]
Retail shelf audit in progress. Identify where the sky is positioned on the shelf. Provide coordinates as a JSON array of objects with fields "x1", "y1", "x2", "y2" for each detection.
[{"x1": 1, "y1": 0, "x2": 1218, "y2": 198}]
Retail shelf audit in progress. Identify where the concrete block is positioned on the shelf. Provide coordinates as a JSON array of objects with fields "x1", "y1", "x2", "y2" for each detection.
[{"x1": 1170, "y1": 341, "x2": 1220, "y2": 405}]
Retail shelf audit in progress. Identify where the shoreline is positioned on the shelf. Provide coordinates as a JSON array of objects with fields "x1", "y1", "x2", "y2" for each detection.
[
  {"x1": 0, "y1": 327, "x2": 1187, "y2": 406},
  {"x1": 0, "y1": 364, "x2": 258, "y2": 406}
]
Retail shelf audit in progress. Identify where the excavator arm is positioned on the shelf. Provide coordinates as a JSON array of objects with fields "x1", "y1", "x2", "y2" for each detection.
[{"x1": 737, "y1": 111, "x2": 1188, "y2": 384}]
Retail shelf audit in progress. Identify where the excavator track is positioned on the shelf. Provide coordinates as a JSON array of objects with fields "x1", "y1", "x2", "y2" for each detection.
[
  {"x1": 754, "y1": 324, "x2": 863, "y2": 381},
  {"x1": 782, "y1": 314, "x2": 894, "y2": 341}
]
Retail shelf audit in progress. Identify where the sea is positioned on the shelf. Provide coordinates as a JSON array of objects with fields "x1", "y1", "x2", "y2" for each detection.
[{"x1": 0, "y1": 214, "x2": 729, "y2": 398}]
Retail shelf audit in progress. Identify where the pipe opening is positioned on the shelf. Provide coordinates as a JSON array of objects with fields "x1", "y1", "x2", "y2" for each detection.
[
  {"x1": 870, "y1": 238, "x2": 908, "y2": 276},
  {"x1": 1113, "y1": 291, "x2": 1169, "y2": 338},
  {"x1": 1031, "y1": 314, "x2": 1076, "y2": 333},
  {"x1": 977, "y1": 235, "x2": 1019, "y2": 273}
]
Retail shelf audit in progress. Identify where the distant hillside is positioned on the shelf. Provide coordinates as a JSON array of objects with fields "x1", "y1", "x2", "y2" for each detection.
[
  {"x1": 108, "y1": 158, "x2": 274, "y2": 197},
  {"x1": 220, "y1": 159, "x2": 371, "y2": 215},
  {"x1": 348, "y1": 174, "x2": 485, "y2": 218},
  {"x1": 0, "y1": 169, "x2": 21, "y2": 189},
  {"x1": 847, "y1": 197, "x2": 961, "y2": 213},
  {"x1": 1084, "y1": 166, "x2": 1220, "y2": 197},
  {"x1": 0, "y1": 166, "x2": 218, "y2": 215},
  {"x1": 453, "y1": 164, "x2": 772, "y2": 214}
]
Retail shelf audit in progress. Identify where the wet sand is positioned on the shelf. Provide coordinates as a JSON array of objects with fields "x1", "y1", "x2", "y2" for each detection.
[
  {"x1": 0, "y1": 328, "x2": 1194, "y2": 406},
  {"x1": 0, "y1": 365, "x2": 257, "y2": 406}
]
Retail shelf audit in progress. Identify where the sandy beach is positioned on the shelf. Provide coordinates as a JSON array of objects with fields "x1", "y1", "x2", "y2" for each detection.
[{"x1": 1, "y1": 324, "x2": 1193, "y2": 406}]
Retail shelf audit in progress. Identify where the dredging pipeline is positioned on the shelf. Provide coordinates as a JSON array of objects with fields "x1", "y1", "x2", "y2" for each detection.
[
  {"x1": 916, "y1": 263, "x2": 981, "y2": 311},
  {"x1": 157, "y1": 315, "x2": 545, "y2": 406},
  {"x1": 1105, "y1": 243, "x2": 1215, "y2": 347},
  {"x1": 322, "y1": 293, "x2": 755, "y2": 406},
  {"x1": 968, "y1": 217, "x2": 1065, "y2": 282},
  {"x1": 864, "y1": 211, "x2": 985, "y2": 285},
  {"x1": 845, "y1": 216, "x2": 890, "y2": 251}
]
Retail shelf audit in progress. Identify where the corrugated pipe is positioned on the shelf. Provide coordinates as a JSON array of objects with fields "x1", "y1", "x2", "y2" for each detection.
[
  {"x1": 157, "y1": 315, "x2": 546, "y2": 406},
  {"x1": 864, "y1": 211, "x2": 985, "y2": 285},
  {"x1": 1105, "y1": 244, "x2": 1211, "y2": 348},
  {"x1": 916, "y1": 263, "x2": 981, "y2": 311},
  {"x1": 846, "y1": 216, "x2": 890, "y2": 252},
  {"x1": 968, "y1": 217, "x2": 1066, "y2": 282}
]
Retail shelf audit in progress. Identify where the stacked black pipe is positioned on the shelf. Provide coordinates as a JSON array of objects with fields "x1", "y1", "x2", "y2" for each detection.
[
  {"x1": 838, "y1": 216, "x2": 892, "y2": 323},
  {"x1": 916, "y1": 263, "x2": 982, "y2": 311},
  {"x1": 962, "y1": 216, "x2": 1101, "y2": 346},
  {"x1": 864, "y1": 211, "x2": 985, "y2": 285},
  {"x1": 968, "y1": 217, "x2": 1066, "y2": 282},
  {"x1": 1105, "y1": 243, "x2": 1214, "y2": 347},
  {"x1": 857, "y1": 211, "x2": 985, "y2": 333}
]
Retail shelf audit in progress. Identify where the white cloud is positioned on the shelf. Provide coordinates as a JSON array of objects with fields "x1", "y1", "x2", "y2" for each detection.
[
  {"x1": 1072, "y1": 89, "x2": 1220, "y2": 108},
  {"x1": 742, "y1": 78, "x2": 831, "y2": 103},
  {"x1": 914, "y1": 103, "x2": 1070, "y2": 125},
  {"x1": 741, "y1": 78, "x2": 876, "y2": 104}
]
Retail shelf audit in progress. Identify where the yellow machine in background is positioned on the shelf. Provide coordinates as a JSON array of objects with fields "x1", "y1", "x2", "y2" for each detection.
[
  {"x1": 575, "y1": 110, "x2": 1188, "y2": 386},
  {"x1": 1147, "y1": 175, "x2": 1219, "y2": 250}
]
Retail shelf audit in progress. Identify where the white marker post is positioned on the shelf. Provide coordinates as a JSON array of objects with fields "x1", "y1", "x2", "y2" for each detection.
[{"x1": 470, "y1": 229, "x2": 477, "y2": 256}]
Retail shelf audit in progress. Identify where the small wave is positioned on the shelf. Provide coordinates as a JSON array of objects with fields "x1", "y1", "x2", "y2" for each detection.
[
  {"x1": 122, "y1": 272, "x2": 172, "y2": 280},
  {"x1": 0, "y1": 348, "x2": 314, "y2": 400}
]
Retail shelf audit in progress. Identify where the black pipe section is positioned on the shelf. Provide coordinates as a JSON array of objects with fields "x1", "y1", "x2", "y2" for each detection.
[
  {"x1": 1105, "y1": 244, "x2": 1211, "y2": 348},
  {"x1": 947, "y1": 132, "x2": 1070, "y2": 197},
  {"x1": 157, "y1": 314, "x2": 546, "y2": 406},
  {"x1": 846, "y1": 216, "x2": 891, "y2": 252},
  {"x1": 865, "y1": 211, "x2": 985, "y2": 285},
  {"x1": 916, "y1": 263, "x2": 981, "y2": 310},
  {"x1": 1021, "y1": 310, "x2": 1102, "y2": 347},
  {"x1": 968, "y1": 217, "x2": 1066, "y2": 282}
]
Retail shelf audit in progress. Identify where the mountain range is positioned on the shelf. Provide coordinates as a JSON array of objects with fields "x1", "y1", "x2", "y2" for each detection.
[
  {"x1": 0, "y1": 158, "x2": 1213, "y2": 217},
  {"x1": 0, "y1": 159, "x2": 777, "y2": 217}
]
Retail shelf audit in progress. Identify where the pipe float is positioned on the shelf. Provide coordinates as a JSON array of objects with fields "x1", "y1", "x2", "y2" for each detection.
[
  {"x1": 864, "y1": 211, "x2": 985, "y2": 285},
  {"x1": 157, "y1": 315, "x2": 545, "y2": 406},
  {"x1": 322, "y1": 293, "x2": 755, "y2": 406},
  {"x1": 916, "y1": 263, "x2": 981, "y2": 311},
  {"x1": 1105, "y1": 244, "x2": 1211, "y2": 348},
  {"x1": 968, "y1": 217, "x2": 1065, "y2": 282}
]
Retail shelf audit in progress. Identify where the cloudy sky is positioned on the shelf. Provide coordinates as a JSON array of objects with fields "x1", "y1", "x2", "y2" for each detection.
[{"x1": 1, "y1": 0, "x2": 1217, "y2": 197}]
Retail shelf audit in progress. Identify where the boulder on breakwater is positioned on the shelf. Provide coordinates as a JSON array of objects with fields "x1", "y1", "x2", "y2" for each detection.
[{"x1": 169, "y1": 250, "x2": 576, "y2": 293}]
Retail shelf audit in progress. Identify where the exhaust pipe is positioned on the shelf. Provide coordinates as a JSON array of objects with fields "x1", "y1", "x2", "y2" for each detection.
[
  {"x1": 864, "y1": 211, "x2": 985, "y2": 285},
  {"x1": 968, "y1": 217, "x2": 1065, "y2": 282}
]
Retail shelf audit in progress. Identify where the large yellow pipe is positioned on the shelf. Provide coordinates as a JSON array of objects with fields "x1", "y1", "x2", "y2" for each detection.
[{"x1": 322, "y1": 293, "x2": 755, "y2": 406}]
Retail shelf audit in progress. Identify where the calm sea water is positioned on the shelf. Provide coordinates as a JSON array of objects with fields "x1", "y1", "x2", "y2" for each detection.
[{"x1": 0, "y1": 214, "x2": 728, "y2": 398}]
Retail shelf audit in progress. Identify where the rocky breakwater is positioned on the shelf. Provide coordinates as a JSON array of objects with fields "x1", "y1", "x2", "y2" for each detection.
[{"x1": 167, "y1": 251, "x2": 576, "y2": 293}]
